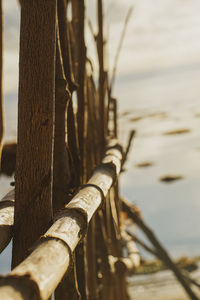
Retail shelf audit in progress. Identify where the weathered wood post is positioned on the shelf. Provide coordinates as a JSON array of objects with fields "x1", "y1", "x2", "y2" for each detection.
[{"x1": 12, "y1": 0, "x2": 57, "y2": 268}]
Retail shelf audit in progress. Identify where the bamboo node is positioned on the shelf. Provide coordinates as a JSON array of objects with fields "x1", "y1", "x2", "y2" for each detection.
[{"x1": 77, "y1": 183, "x2": 105, "y2": 210}]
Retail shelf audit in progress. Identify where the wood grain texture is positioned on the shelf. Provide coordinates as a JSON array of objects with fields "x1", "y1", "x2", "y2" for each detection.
[{"x1": 12, "y1": 0, "x2": 57, "y2": 268}]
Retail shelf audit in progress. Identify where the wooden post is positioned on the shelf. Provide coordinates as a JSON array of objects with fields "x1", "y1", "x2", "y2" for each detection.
[{"x1": 12, "y1": 0, "x2": 57, "y2": 268}]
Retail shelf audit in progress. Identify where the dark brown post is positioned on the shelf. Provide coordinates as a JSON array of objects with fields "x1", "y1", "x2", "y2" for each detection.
[{"x1": 12, "y1": 0, "x2": 57, "y2": 268}]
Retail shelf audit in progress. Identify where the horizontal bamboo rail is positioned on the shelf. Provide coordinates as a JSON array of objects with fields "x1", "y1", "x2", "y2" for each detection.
[
  {"x1": 0, "y1": 141, "x2": 122, "y2": 300},
  {"x1": 0, "y1": 189, "x2": 14, "y2": 253}
]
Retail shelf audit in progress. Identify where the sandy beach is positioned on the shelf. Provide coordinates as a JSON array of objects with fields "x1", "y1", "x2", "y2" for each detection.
[{"x1": 128, "y1": 269, "x2": 200, "y2": 299}]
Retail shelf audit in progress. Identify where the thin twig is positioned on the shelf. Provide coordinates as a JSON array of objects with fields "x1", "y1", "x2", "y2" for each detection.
[
  {"x1": 126, "y1": 230, "x2": 157, "y2": 257},
  {"x1": 122, "y1": 129, "x2": 136, "y2": 167},
  {"x1": 109, "y1": 6, "x2": 134, "y2": 94}
]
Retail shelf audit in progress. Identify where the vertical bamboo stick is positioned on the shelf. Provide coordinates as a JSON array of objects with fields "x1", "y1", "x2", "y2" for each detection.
[
  {"x1": 53, "y1": 33, "x2": 71, "y2": 213},
  {"x1": 72, "y1": 0, "x2": 86, "y2": 178},
  {"x1": 54, "y1": 2, "x2": 81, "y2": 299},
  {"x1": 12, "y1": 0, "x2": 57, "y2": 268},
  {"x1": 97, "y1": 0, "x2": 106, "y2": 154},
  {"x1": 57, "y1": 0, "x2": 80, "y2": 189},
  {"x1": 71, "y1": 2, "x2": 88, "y2": 298}
]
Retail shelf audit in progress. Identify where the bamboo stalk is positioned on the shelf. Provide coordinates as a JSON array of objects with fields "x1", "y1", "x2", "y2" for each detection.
[
  {"x1": 121, "y1": 198, "x2": 199, "y2": 300},
  {"x1": 0, "y1": 190, "x2": 14, "y2": 253},
  {"x1": 57, "y1": 0, "x2": 76, "y2": 94},
  {"x1": 97, "y1": 0, "x2": 106, "y2": 154},
  {"x1": 0, "y1": 141, "x2": 122, "y2": 300},
  {"x1": 53, "y1": 29, "x2": 71, "y2": 213},
  {"x1": 72, "y1": 0, "x2": 87, "y2": 178},
  {"x1": 121, "y1": 231, "x2": 140, "y2": 270}
]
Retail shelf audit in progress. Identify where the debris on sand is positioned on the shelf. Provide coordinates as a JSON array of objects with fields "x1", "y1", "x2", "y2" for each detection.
[
  {"x1": 136, "y1": 161, "x2": 154, "y2": 168},
  {"x1": 120, "y1": 110, "x2": 134, "y2": 117},
  {"x1": 159, "y1": 175, "x2": 184, "y2": 183},
  {"x1": 163, "y1": 128, "x2": 191, "y2": 135},
  {"x1": 129, "y1": 116, "x2": 143, "y2": 122},
  {"x1": 134, "y1": 256, "x2": 199, "y2": 276},
  {"x1": 147, "y1": 112, "x2": 167, "y2": 119}
]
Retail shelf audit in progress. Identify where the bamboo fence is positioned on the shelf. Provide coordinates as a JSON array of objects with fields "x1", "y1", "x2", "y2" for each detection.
[
  {"x1": 0, "y1": 1, "x2": 139, "y2": 299},
  {"x1": 0, "y1": 1, "x2": 198, "y2": 300}
]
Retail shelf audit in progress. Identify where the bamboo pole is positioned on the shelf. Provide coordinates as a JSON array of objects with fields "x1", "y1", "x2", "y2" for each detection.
[
  {"x1": 72, "y1": 0, "x2": 87, "y2": 176},
  {"x1": 121, "y1": 198, "x2": 199, "y2": 300},
  {"x1": 12, "y1": 0, "x2": 57, "y2": 268},
  {"x1": 57, "y1": 0, "x2": 76, "y2": 94},
  {"x1": 97, "y1": 0, "x2": 106, "y2": 154},
  {"x1": 0, "y1": 141, "x2": 122, "y2": 300},
  {"x1": 121, "y1": 231, "x2": 140, "y2": 270},
  {"x1": 55, "y1": 3, "x2": 82, "y2": 299},
  {"x1": 53, "y1": 29, "x2": 71, "y2": 213},
  {"x1": 57, "y1": 1, "x2": 80, "y2": 189},
  {"x1": 0, "y1": 190, "x2": 14, "y2": 253}
]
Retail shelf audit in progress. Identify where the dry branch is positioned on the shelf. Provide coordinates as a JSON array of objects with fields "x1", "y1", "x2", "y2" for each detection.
[
  {"x1": 121, "y1": 198, "x2": 199, "y2": 300},
  {"x1": 0, "y1": 141, "x2": 122, "y2": 300},
  {"x1": 122, "y1": 130, "x2": 136, "y2": 167},
  {"x1": 126, "y1": 230, "x2": 157, "y2": 257},
  {"x1": 109, "y1": 6, "x2": 133, "y2": 94}
]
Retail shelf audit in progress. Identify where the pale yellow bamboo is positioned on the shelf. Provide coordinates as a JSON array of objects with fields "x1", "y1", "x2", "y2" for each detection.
[
  {"x1": 121, "y1": 231, "x2": 140, "y2": 271},
  {"x1": 0, "y1": 189, "x2": 14, "y2": 253},
  {"x1": 0, "y1": 141, "x2": 122, "y2": 300}
]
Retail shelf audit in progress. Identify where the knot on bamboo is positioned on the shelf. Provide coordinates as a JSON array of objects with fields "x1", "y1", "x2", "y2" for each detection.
[{"x1": 100, "y1": 139, "x2": 123, "y2": 183}]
